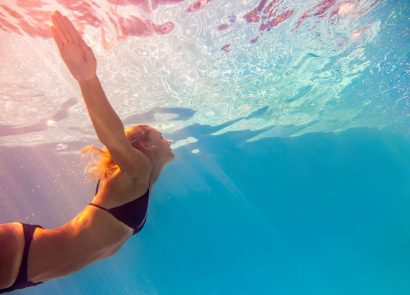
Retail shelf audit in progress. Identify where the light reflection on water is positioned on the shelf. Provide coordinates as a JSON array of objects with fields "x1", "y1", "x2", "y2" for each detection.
[
  {"x1": 0, "y1": 2, "x2": 409, "y2": 295},
  {"x1": 0, "y1": 0, "x2": 408, "y2": 148}
]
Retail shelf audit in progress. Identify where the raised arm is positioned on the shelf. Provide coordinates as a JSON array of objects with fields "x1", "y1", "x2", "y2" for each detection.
[{"x1": 50, "y1": 11, "x2": 151, "y2": 177}]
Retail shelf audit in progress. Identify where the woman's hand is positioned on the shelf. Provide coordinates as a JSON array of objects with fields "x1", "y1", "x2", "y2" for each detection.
[{"x1": 50, "y1": 11, "x2": 97, "y2": 83}]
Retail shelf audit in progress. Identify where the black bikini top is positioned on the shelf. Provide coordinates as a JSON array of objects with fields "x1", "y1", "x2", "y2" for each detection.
[{"x1": 88, "y1": 179, "x2": 150, "y2": 235}]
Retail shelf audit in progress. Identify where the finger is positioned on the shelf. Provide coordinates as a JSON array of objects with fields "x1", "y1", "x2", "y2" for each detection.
[
  {"x1": 61, "y1": 15, "x2": 82, "y2": 43},
  {"x1": 51, "y1": 14, "x2": 68, "y2": 43},
  {"x1": 52, "y1": 11, "x2": 72, "y2": 43},
  {"x1": 50, "y1": 24, "x2": 64, "y2": 50}
]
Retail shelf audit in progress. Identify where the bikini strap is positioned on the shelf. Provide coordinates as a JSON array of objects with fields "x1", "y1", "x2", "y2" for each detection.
[{"x1": 88, "y1": 202, "x2": 109, "y2": 211}]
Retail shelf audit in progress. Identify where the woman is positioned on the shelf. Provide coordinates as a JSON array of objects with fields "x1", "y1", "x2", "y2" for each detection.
[{"x1": 0, "y1": 11, "x2": 174, "y2": 293}]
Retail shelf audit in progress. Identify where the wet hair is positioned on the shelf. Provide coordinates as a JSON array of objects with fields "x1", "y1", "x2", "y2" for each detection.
[{"x1": 80, "y1": 124, "x2": 152, "y2": 182}]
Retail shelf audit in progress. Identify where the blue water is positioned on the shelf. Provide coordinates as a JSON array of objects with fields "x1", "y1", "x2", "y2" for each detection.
[
  {"x1": 0, "y1": 0, "x2": 409, "y2": 294},
  {"x1": 1, "y1": 127, "x2": 409, "y2": 294}
]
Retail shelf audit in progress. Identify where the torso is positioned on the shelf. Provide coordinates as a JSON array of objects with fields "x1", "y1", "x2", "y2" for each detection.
[{"x1": 27, "y1": 168, "x2": 151, "y2": 283}]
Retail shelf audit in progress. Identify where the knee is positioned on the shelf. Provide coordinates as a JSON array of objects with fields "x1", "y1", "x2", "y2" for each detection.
[{"x1": 0, "y1": 222, "x2": 24, "y2": 289}]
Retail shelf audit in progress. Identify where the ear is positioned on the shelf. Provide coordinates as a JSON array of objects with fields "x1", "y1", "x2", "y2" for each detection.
[{"x1": 140, "y1": 142, "x2": 152, "y2": 150}]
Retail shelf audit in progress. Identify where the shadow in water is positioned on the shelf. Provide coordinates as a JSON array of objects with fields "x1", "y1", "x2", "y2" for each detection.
[{"x1": 0, "y1": 97, "x2": 78, "y2": 138}]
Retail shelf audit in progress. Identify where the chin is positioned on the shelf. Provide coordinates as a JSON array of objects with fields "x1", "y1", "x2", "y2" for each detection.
[{"x1": 168, "y1": 152, "x2": 175, "y2": 162}]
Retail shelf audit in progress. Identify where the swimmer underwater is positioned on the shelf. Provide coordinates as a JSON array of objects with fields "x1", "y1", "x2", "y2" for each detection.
[{"x1": 0, "y1": 11, "x2": 174, "y2": 293}]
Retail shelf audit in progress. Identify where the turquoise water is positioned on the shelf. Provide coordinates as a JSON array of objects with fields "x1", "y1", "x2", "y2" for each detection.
[{"x1": 0, "y1": 0, "x2": 409, "y2": 294}]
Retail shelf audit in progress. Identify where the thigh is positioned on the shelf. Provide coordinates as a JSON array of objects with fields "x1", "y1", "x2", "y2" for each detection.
[{"x1": 0, "y1": 222, "x2": 24, "y2": 289}]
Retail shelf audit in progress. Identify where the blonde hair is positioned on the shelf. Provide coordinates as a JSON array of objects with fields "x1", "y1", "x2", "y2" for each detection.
[{"x1": 80, "y1": 125, "x2": 152, "y2": 182}]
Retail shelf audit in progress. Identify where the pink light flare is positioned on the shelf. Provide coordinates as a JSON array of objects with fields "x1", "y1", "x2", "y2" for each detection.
[{"x1": 338, "y1": 2, "x2": 355, "y2": 16}]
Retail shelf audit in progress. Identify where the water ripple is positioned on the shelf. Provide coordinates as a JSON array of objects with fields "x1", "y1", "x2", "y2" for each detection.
[{"x1": 0, "y1": 0, "x2": 408, "y2": 147}]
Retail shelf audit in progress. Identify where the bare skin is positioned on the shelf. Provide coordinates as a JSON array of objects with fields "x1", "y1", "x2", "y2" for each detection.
[{"x1": 0, "y1": 11, "x2": 174, "y2": 289}]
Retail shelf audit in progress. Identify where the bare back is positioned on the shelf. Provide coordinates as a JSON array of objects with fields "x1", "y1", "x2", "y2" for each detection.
[{"x1": 25, "y1": 168, "x2": 150, "y2": 283}]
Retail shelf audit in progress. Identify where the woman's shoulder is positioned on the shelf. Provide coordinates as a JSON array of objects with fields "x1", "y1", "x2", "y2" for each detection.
[{"x1": 100, "y1": 168, "x2": 151, "y2": 200}]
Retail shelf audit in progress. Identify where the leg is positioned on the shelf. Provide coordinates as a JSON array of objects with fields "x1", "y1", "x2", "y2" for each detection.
[{"x1": 0, "y1": 223, "x2": 24, "y2": 289}]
